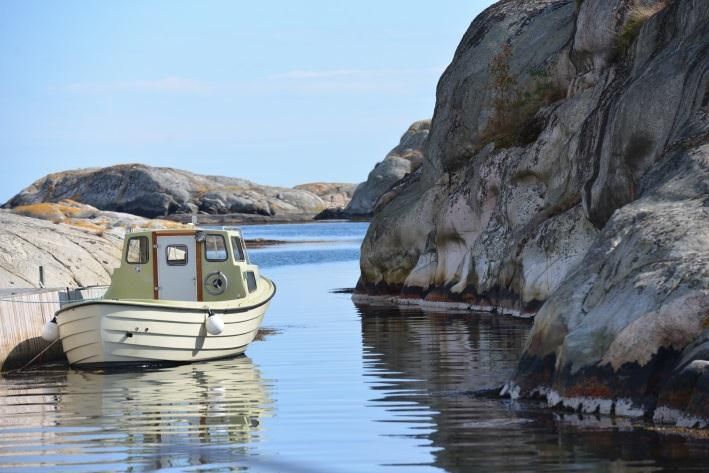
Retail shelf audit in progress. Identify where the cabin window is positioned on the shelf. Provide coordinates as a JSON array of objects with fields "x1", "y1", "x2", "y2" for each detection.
[
  {"x1": 126, "y1": 236, "x2": 149, "y2": 264},
  {"x1": 232, "y1": 236, "x2": 246, "y2": 262},
  {"x1": 205, "y1": 234, "x2": 228, "y2": 261},
  {"x1": 166, "y1": 244, "x2": 188, "y2": 266},
  {"x1": 246, "y1": 271, "x2": 257, "y2": 293}
]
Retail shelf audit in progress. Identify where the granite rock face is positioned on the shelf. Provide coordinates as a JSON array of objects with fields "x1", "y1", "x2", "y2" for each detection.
[
  {"x1": 356, "y1": 0, "x2": 709, "y2": 426},
  {"x1": 0, "y1": 210, "x2": 122, "y2": 288},
  {"x1": 358, "y1": 0, "x2": 582, "y2": 309},
  {"x1": 4, "y1": 164, "x2": 354, "y2": 219},
  {"x1": 344, "y1": 120, "x2": 431, "y2": 217},
  {"x1": 0, "y1": 201, "x2": 190, "y2": 289}
]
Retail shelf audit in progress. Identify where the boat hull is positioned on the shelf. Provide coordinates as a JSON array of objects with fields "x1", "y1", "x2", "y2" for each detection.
[{"x1": 56, "y1": 282, "x2": 274, "y2": 366}]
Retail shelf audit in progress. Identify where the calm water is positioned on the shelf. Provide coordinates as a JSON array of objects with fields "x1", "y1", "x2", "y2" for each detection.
[
  {"x1": 241, "y1": 221, "x2": 368, "y2": 243},
  {"x1": 1, "y1": 222, "x2": 708, "y2": 472}
]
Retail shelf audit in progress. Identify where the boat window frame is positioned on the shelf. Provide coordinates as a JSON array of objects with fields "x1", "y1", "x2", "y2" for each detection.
[
  {"x1": 245, "y1": 271, "x2": 257, "y2": 293},
  {"x1": 165, "y1": 244, "x2": 189, "y2": 266},
  {"x1": 204, "y1": 234, "x2": 229, "y2": 262},
  {"x1": 125, "y1": 236, "x2": 149, "y2": 264},
  {"x1": 231, "y1": 236, "x2": 247, "y2": 262}
]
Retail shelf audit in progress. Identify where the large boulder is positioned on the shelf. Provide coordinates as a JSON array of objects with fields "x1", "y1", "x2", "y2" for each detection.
[
  {"x1": 344, "y1": 120, "x2": 431, "y2": 217},
  {"x1": 294, "y1": 182, "x2": 357, "y2": 209},
  {"x1": 356, "y1": 0, "x2": 709, "y2": 425},
  {"x1": 4, "y1": 164, "x2": 355, "y2": 220}
]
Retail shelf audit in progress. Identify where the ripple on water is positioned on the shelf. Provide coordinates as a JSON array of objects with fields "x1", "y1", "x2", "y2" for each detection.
[
  {"x1": 354, "y1": 305, "x2": 709, "y2": 472},
  {"x1": 1, "y1": 223, "x2": 708, "y2": 472},
  {"x1": 0, "y1": 358, "x2": 272, "y2": 471}
]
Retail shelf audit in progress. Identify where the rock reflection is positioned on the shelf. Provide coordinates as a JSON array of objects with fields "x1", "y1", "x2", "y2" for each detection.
[
  {"x1": 359, "y1": 304, "x2": 532, "y2": 471},
  {"x1": 0, "y1": 357, "x2": 272, "y2": 471},
  {"x1": 358, "y1": 304, "x2": 709, "y2": 472}
]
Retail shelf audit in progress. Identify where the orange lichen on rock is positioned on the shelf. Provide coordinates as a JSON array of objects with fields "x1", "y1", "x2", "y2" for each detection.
[
  {"x1": 63, "y1": 218, "x2": 106, "y2": 235},
  {"x1": 13, "y1": 199, "x2": 96, "y2": 220},
  {"x1": 12, "y1": 199, "x2": 187, "y2": 233},
  {"x1": 139, "y1": 219, "x2": 187, "y2": 230}
]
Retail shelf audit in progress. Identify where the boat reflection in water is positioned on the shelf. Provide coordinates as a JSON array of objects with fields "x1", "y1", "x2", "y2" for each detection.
[
  {"x1": 358, "y1": 304, "x2": 709, "y2": 472},
  {"x1": 0, "y1": 357, "x2": 272, "y2": 471}
]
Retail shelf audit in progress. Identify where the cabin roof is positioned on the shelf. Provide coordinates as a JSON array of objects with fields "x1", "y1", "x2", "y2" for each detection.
[{"x1": 126, "y1": 227, "x2": 242, "y2": 238}]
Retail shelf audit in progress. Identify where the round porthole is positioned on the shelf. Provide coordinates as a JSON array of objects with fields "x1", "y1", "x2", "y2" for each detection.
[{"x1": 204, "y1": 271, "x2": 228, "y2": 295}]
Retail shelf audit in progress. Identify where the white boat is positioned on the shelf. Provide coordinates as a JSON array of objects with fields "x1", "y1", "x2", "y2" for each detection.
[{"x1": 47, "y1": 227, "x2": 275, "y2": 367}]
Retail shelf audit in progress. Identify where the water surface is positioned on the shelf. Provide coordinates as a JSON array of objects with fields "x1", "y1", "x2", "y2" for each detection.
[
  {"x1": 242, "y1": 221, "x2": 368, "y2": 242},
  {"x1": 0, "y1": 222, "x2": 707, "y2": 472}
]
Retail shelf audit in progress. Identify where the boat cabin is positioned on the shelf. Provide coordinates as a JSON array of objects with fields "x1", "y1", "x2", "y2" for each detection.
[{"x1": 104, "y1": 228, "x2": 260, "y2": 302}]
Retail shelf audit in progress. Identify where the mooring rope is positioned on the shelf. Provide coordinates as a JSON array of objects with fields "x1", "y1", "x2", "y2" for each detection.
[
  {"x1": 0, "y1": 338, "x2": 61, "y2": 375},
  {"x1": 0, "y1": 286, "x2": 109, "y2": 374}
]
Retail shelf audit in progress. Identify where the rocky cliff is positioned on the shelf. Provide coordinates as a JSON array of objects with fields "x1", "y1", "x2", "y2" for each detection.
[
  {"x1": 4, "y1": 164, "x2": 355, "y2": 220},
  {"x1": 355, "y1": 0, "x2": 709, "y2": 426}
]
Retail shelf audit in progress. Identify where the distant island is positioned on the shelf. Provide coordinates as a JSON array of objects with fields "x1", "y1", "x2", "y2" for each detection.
[
  {"x1": 3, "y1": 118, "x2": 430, "y2": 224},
  {"x1": 3, "y1": 164, "x2": 356, "y2": 222}
]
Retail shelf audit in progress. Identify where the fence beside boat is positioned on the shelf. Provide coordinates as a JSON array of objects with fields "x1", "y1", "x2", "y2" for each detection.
[{"x1": 0, "y1": 286, "x2": 107, "y2": 371}]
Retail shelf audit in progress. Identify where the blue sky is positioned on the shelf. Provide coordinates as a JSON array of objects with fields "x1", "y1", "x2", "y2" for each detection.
[{"x1": 0, "y1": 1, "x2": 493, "y2": 202}]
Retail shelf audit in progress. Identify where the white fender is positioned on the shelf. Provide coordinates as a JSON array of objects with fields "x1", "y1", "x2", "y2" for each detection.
[
  {"x1": 206, "y1": 313, "x2": 224, "y2": 335},
  {"x1": 41, "y1": 317, "x2": 59, "y2": 342}
]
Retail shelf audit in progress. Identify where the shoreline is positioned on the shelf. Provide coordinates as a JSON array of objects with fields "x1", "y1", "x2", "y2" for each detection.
[
  {"x1": 354, "y1": 291, "x2": 709, "y2": 429},
  {"x1": 351, "y1": 292, "x2": 534, "y2": 319},
  {"x1": 167, "y1": 213, "x2": 370, "y2": 226}
]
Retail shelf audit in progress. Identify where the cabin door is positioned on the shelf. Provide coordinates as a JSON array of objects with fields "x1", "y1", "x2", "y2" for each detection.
[{"x1": 156, "y1": 235, "x2": 198, "y2": 301}]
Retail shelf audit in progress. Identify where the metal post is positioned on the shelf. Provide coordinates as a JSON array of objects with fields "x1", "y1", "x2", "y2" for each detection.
[{"x1": 38, "y1": 266, "x2": 45, "y2": 288}]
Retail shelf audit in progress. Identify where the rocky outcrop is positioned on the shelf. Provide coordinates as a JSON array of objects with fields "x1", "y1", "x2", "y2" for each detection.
[
  {"x1": 4, "y1": 164, "x2": 355, "y2": 220},
  {"x1": 1, "y1": 200, "x2": 194, "y2": 288},
  {"x1": 344, "y1": 120, "x2": 431, "y2": 217},
  {"x1": 357, "y1": 0, "x2": 582, "y2": 308},
  {"x1": 0, "y1": 210, "x2": 122, "y2": 288},
  {"x1": 355, "y1": 0, "x2": 709, "y2": 426},
  {"x1": 293, "y1": 182, "x2": 356, "y2": 209}
]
